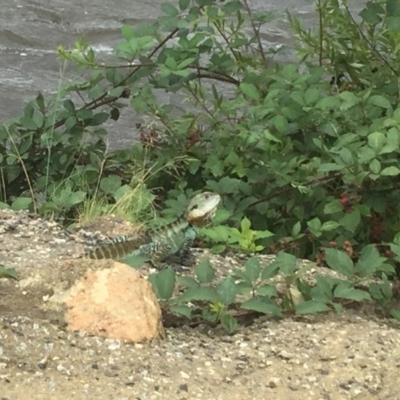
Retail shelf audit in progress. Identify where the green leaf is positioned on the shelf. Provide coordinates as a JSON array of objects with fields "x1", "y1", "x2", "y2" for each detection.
[
  {"x1": 368, "y1": 131, "x2": 386, "y2": 151},
  {"x1": 161, "y1": 2, "x2": 179, "y2": 16},
  {"x1": 179, "y1": 0, "x2": 190, "y2": 10},
  {"x1": 369, "y1": 159, "x2": 381, "y2": 174},
  {"x1": 381, "y1": 276, "x2": 393, "y2": 301},
  {"x1": 318, "y1": 163, "x2": 344, "y2": 172},
  {"x1": 92, "y1": 112, "x2": 109, "y2": 126},
  {"x1": 0, "y1": 266, "x2": 18, "y2": 280},
  {"x1": 217, "y1": 276, "x2": 237, "y2": 305},
  {"x1": 233, "y1": 268, "x2": 251, "y2": 284},
  {"x1": 121, "y1": 24, "x2": 136, "y2": 41},
  {"x1": 339, "y1": 91, "x2": 361, "y2": 110},
  {"x1": 236, "y1": 282, "x2": 253, "y2": 294},
  {"x1": 220, "y1": 314, "x2": 238, "y2": 333},
  {"x1": 77, "y1": 108, "x2": 93, "y2": 120},
  {"x1": 307, "y1": 217, "x2": 322, "y2": 236},
  {"x1": 148, "y1": 268, "x2": 176, "y2": 300},
  {"x1": 239, "y1": 83, "x2": 260, "y2": 100},
  {"x1": 261, "y1": 261, "x2": 280, "y2": 280},
  {"x1": 256, "y1": 284, "x2": 277, "y2": 297},
  {"x1": 339, "y1": 209, "x2": 361, "y2": 233},
  {"x1": 263, "y1": 129, "x2": 282, "y2": 144},
  {"x1": 235, "y1": 282, "x2": 252, "y2": 294},
  {"x1": 240, "y1": 217, "x2": 251, "y2": 232},
  {"x1": 292, "y1": 221, "x2": 301, "y2": 237},
  {"x1": 333, "y1": 282, "x2": 371, "y2": 301},
  {"x1": 295, "y1": 300, "x2": 331, "y2": 315},
  {"x1": 110, "y1": 108, "x2": 120, "y2": 121},
  {"x1": 304, "y1": 88, "x2": 320, "y2": 105},
  {"x1": 321, "y1": 221, "x2": 340, "y2": 231},
  {"x1": 368, "y1": 95, "x2": 392, "y2": 108},
  {"x1": 170, "y1": 305, "x2": 192, "y2": 318},
  {"x1": 110, "y1": 185, "x2": 130, "y2": 202},
  {"x1": 355, "y1": 245, "x2": 385, "y2": 276},
  {"x1": 390, "y1": 309, "x2": 400, "y2": 322},
  {"x1": 359, "y1": 3, "x2": 383, "y2": 24},
  {"x1": 274, "y1": 115, "x2": 289, "y2": 134},
  {"x1": 211, "y1": 244, "x2": 226, "y2": 253},
  {"x1": 244, "y1": 257, "x2": 261, "y2": 283},
  {"x1": 316, "y1": 96, "x2": 341, "y2": 109},
  {"x1": 64, "y1": 191, "x2": 86, "y2": 208},
  {"x1": 63, "y1": 99, "x2": 75, "y2": 113},
  {"x1": 178, "y1": 287, "x2": 218, "y2": 303},
  {"x1": 381, "y1": 166, "x2": 400, "y2": 176},
  {"x1": 32, "y1": 110, "x2": 44, "y2": 129},
  {"x1": 202, "y1": 225, "x2": 230, "y2": 242},
  {"x1": 194, "y1": 258, "x2": 215, "y2": 284},
  {"x1": 270, "y1": 252, "x2": 297, "y2": 275},
  {"x1": 11, "y1": 197, "x2": 32, "y2": 211},
  {"x1": 241, "y1": 297, "x2": 282, "y2": 316},
  {"x1": 310, "y1": 276, "x2": 335, "y2": 302},
  {"x1": 122, "y1": 254, "x2": 151, "y2": 268},
  {"x1": 324, "y1": 248, "x2": 354, "y2": 278},
  {"x1": 100, "y1": 176, "x2": 122, "y2": 194},
  {"x1": 324, "y1": 200, "x2": 343, "y2": 214},
  {"x1": 176, "y1": 275, "x2": 199, "y2": 289},
  {"x1": 35, "y1": 92, "x2": 46, "y2": 112}
]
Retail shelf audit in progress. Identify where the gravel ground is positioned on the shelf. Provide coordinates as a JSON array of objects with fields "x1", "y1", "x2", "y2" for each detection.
[{"x1": 1, "y1": 210, "x2": 400, "y2": 400}]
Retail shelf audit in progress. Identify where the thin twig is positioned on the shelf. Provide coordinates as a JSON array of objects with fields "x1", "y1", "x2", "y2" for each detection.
[
  {"x1": 341, "y1": 0, "x2": 399, "y2": 77},
  {"x1": 317, "y1": 0, "x2": 323, "y2": 67},
  {"x1": 246, "y1": 173, "x2": 342, "y2": 210},
  {"x1": 242, "y1": 0, "x2": 267, "y2": 66}
]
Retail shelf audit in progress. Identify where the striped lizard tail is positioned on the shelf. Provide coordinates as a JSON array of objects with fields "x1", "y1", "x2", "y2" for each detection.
[{"x1": 87, "y1": 234, "x2": 148, "y2": 260}]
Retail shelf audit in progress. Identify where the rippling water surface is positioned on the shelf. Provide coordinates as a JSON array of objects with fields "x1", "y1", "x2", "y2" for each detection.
[{"x1": 0, "y1": 0, "x2": 366, "y2": 146}]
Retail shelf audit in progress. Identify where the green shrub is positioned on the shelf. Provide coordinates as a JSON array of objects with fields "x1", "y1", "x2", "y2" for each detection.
[{"x1": 1, "y1": 0, "x2": 400, "y2": 269}]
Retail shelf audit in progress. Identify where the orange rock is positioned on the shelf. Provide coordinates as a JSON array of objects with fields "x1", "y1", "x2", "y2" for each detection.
[{"x1": 64, "y1": 262, "x2": 165, "y2": 343}]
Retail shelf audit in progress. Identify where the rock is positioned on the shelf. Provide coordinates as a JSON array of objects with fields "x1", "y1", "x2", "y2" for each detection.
[{"x1": 63, "y1": 261, "x2": 165, "y2": 343}]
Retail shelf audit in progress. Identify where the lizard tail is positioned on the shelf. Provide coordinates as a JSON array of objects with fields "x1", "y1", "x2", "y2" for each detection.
[{"x1": 87, "y1": 235, "x2": 148, "y2": 260}]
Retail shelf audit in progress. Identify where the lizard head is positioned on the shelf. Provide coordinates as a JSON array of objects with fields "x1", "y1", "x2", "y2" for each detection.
[{"x1": 186, "y1": 191, "x2": 221, "y2": 227}]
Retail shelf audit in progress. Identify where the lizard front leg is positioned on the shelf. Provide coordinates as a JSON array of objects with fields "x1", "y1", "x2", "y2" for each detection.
[
  {"x1": 137, "y1": 241, "x2": 172, "y2": 270},
  {"x1": 178, "y1": 227, "x2": 198, "y2": 267}
]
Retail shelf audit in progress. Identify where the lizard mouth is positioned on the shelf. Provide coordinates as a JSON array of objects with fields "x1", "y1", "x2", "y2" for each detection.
[
  {"x1": 188, "y1": 210, "x2": 217, "y2": 227},
  {"x1": 187, "y1": 193, "x2": 221, "y2": 226}
]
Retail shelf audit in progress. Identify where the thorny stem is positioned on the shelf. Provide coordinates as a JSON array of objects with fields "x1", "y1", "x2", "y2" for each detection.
[
  {"x1": 317, "y1": 0, "x2": 323, "y2": 67},
  {"x1": 242, "y1": 0, "x2": 267, "y2": 66},
  {"x1": 51, "y1": 28, "x2": 181, "y2": 131},
  {"x1": 246, "y1": 173, "x2": 343, "y2": 210},
  {"x1": 91, "y1": 61, "x2": 240, "y2": 85},
  {"x1": 186, "y1": 86, "x2": 215, "y2": 118},
  {"x1": 341, "y1": 1, "x2": 399, "y2": 77},
  {"x1": 211, "y1": 19, "x2": 240, "y2": 63}
]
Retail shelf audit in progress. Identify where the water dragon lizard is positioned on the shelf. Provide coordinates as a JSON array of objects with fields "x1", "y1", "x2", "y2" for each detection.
[{"x1": 86, "y1": 192, "x2": 221, "y2": 269}]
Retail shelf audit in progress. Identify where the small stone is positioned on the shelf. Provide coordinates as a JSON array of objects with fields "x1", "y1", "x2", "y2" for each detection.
[
  {"x1": 268, "y1": 377, "x2": 281, "y2": 388},
  {"x1": 339, "y1": 383, "x2": 352, "y2": 391},
  {"x1": 108, "y1": 342, "x2": 121, "y2": 351},
  {"x1": 179, "y1": 384, "x2": 188, "y2": 392},
  {"x1": 104, "y1": 370, "x2": 119, "y2": 377},
  {"x1": 278, "y1": 350, "x2": 293, "y2": 360},
  {"x1": 180, "y1": 371, "x2": 190, "y2": 379},
  {"x1": 38, "y1": 361, "x2": 47, "y2": 370},
  {"x1": 319, "y1": 369, "x2": 330, "y2": 375}
]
